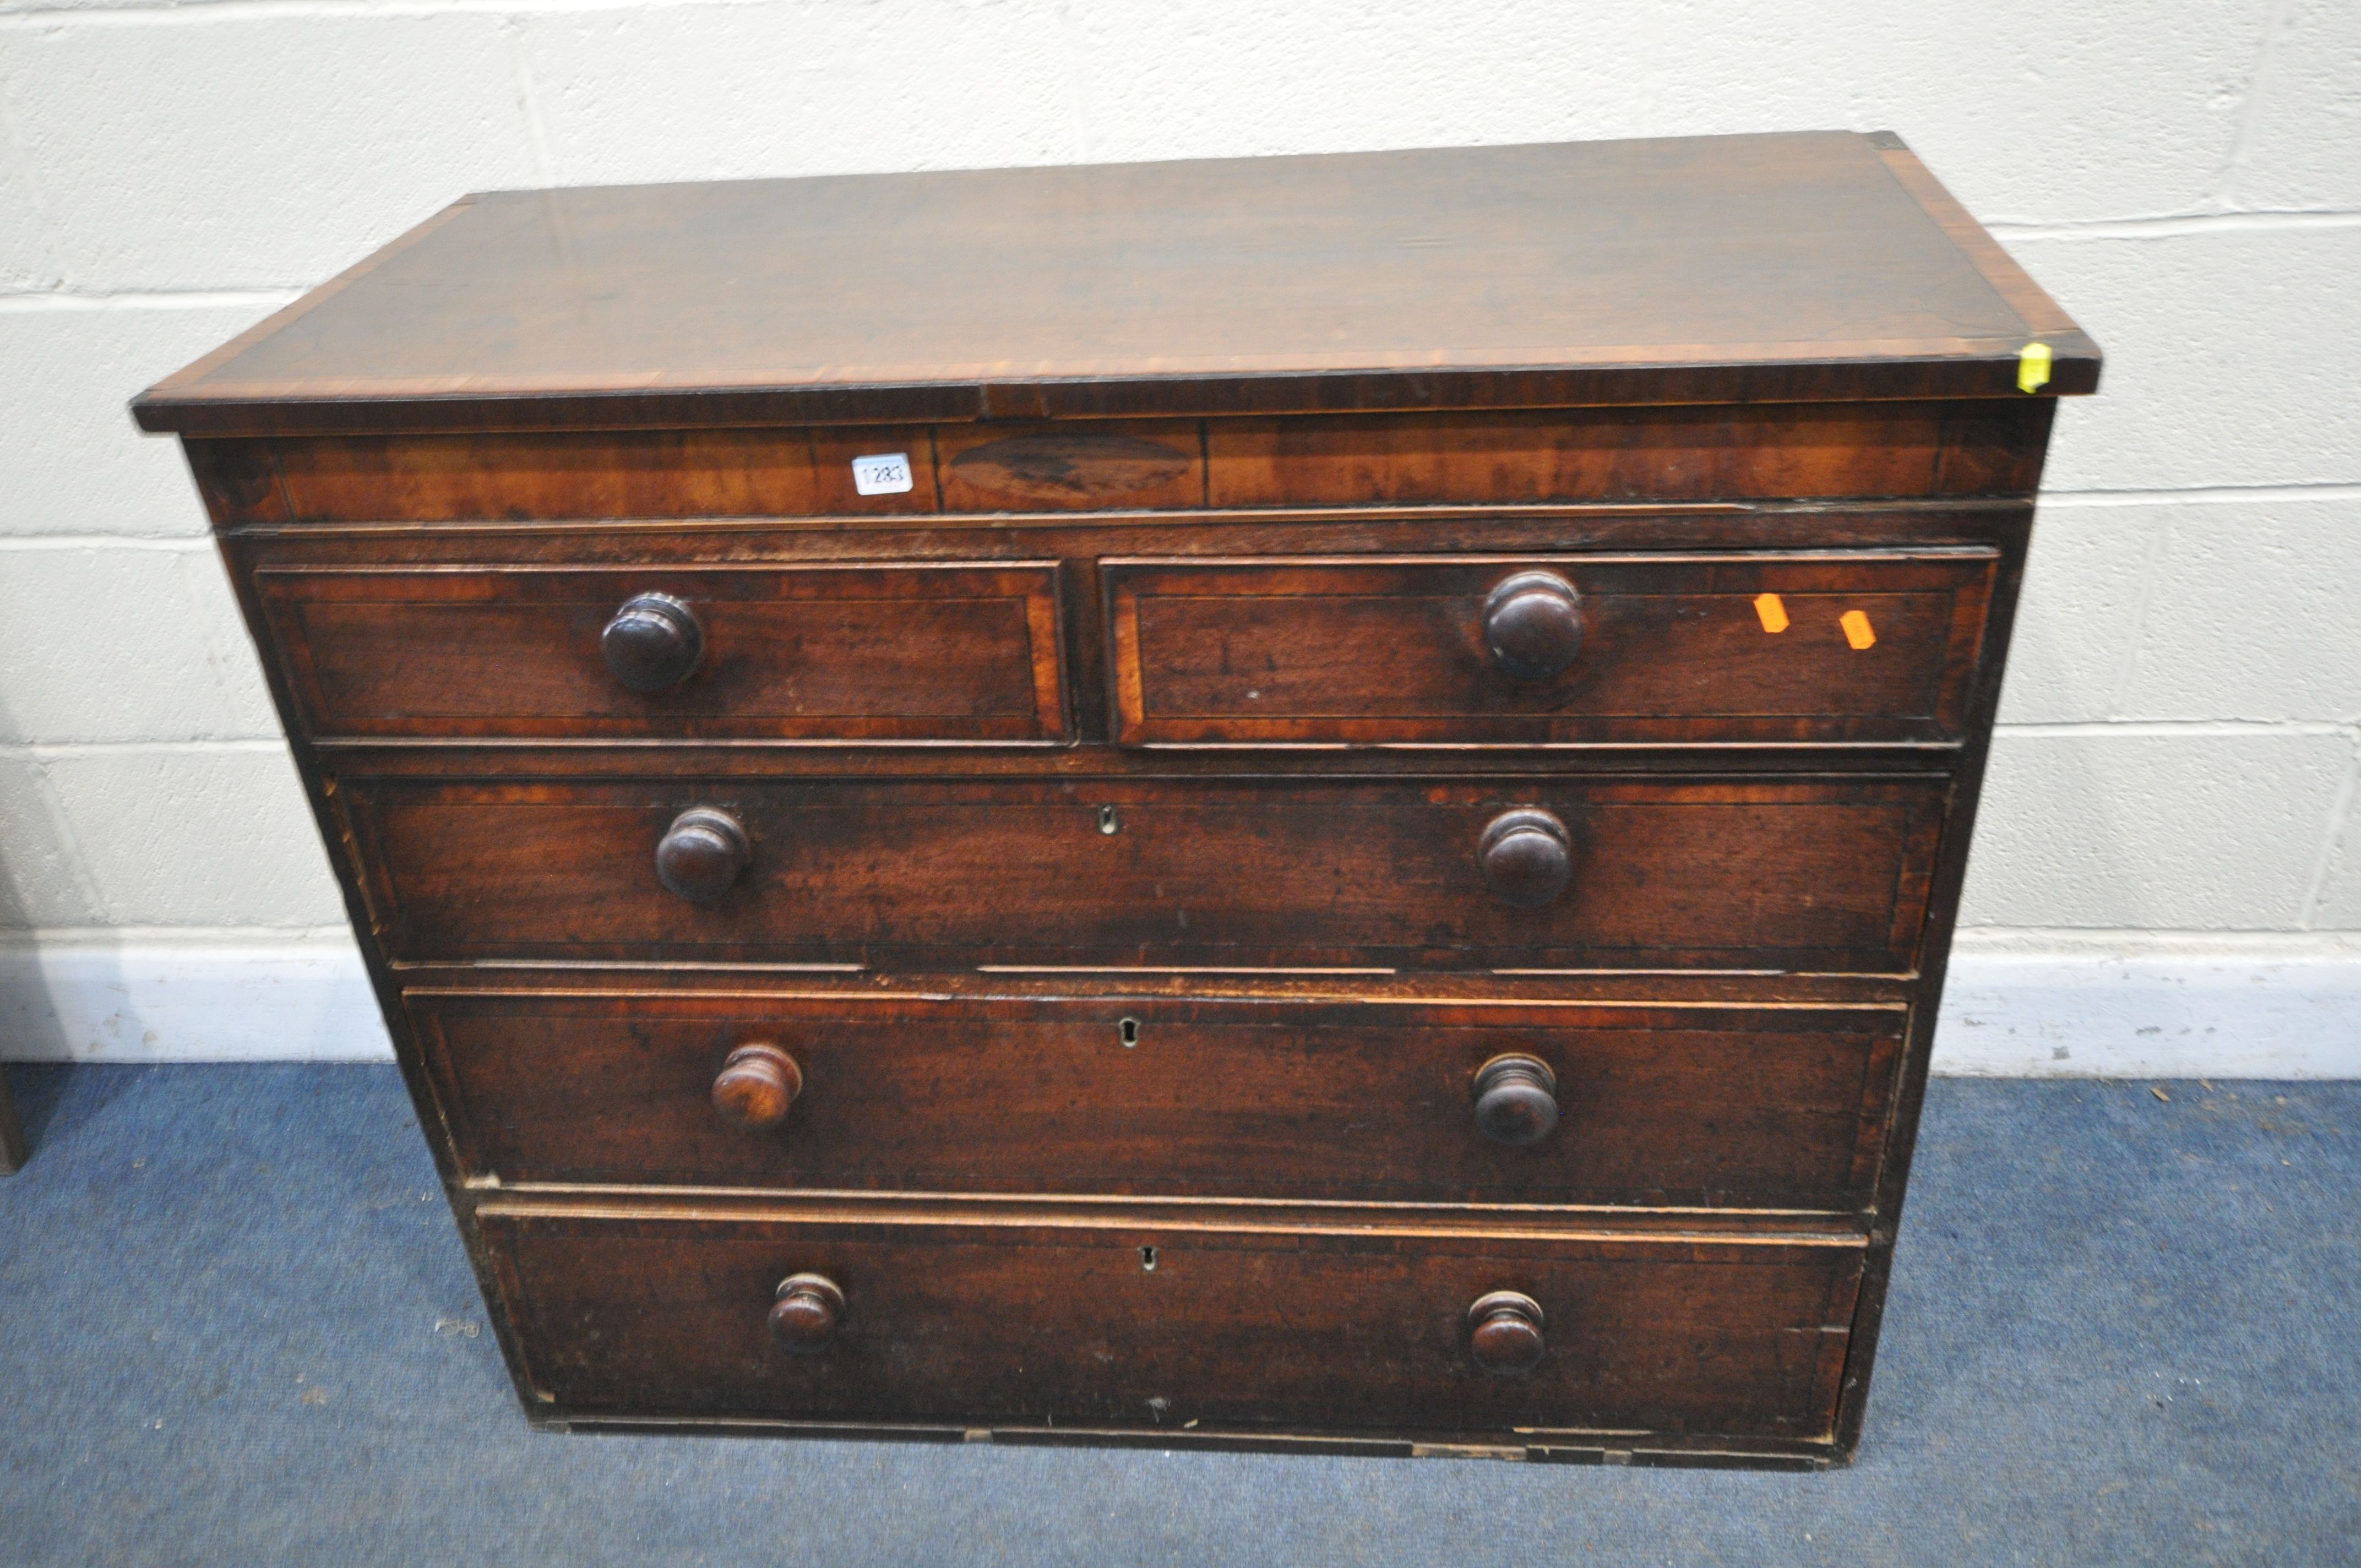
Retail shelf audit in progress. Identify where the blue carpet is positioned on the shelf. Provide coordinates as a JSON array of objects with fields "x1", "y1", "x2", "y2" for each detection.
[{"x1": 0, "y1": 1064, "x2": 2355, "y2": 1567}]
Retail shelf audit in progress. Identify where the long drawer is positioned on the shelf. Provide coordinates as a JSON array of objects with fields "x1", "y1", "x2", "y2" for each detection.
[
  {"x1": 343, "y1": 776, "x2": 1946, "y2": 971},
  {"x1": 483, "y1": 1207, "x2": 1864, "y2": 1443},
  {"x1": 1106, "y1": 551, "x2": 1996, "y2": 746},
  {"x1": 412, "y1": 991, "x2": 1905, "y2": 1208}
]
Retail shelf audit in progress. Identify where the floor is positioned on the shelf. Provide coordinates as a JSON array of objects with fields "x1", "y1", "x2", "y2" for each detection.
[{"x1": 0, "y1": 1065, "x2": 2354, "y2": 1567}]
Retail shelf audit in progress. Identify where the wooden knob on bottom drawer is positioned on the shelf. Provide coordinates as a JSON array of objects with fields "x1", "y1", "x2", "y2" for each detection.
[
  {"x1": 712, "y1": 1043, "x2": 802, "y2": 1133},
  {"x1": 1472, "y1": 1054, "x2": 1559, "y2": 1146},
  {"x1": 656, "y1": 807, "x2": 749, "y2": 902},
  {"x1": 1478, "y1": 809, "x2": 1571, "y2": 908},
  {"x1": 1467, "y1": 1290, "x2": 1546, "y2": 1375},
  {"x1": 769, "y1": 1273, "x2": 844, "y2": 1352}
]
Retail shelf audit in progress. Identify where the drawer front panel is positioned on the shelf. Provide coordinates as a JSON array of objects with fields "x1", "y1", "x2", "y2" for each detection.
[
  {"x1": 1107, "y1": 552, "x2": 1994, "y2": 746},
  {"x1": 254, "y1": 401, "x2": 2049, "y2": 525},
  {"x1": 273, "y1": 427, "x2": 944, "y2": 521},
  {"x1": 345, "y1": 777, "x2": 1945, "y2": 971},
  {"x1": 259, "y1": 563, "x2": 1068, "y2": 742},
  {"x1": 414, "y1": 992, "x2": 1904, "y2": 1208},
  {"x1": 1201, "y1": 403, "x2": 2050, "y2": 507},
  {"x1": 487, "y1": 1212, "x2": 1863, "y2": 1441},
  {"x1": 934, "y1": 422, "x2": 1204, "y2": 511}
]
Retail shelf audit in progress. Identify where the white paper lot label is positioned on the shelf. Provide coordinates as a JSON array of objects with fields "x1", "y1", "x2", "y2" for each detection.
[{"x1": 850, "y1": 452, "x2": 915, "y2": 495}]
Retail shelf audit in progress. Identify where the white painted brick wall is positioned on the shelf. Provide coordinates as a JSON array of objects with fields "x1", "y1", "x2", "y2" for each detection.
[{"x1": 0, "y1": 0, "x2": 2355, "y2": 1070}]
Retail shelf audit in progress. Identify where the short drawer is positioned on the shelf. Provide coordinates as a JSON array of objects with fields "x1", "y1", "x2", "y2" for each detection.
[
  {"x1": 257, "y1": 562, "x2": 1069, "y2": 742},
  {"x1": 1105, "y1": 551, "x2": 1994, "y2": 745},
  {"x1": 414, "y1": 992, "x2": 1904, "y2": 1208},
  {"x1": 484, "y1": 1207, "x2": 1863, "y2": 1442},
  {"x1": 342, "y1": 776, "x2": 1946, "y2": 972}
]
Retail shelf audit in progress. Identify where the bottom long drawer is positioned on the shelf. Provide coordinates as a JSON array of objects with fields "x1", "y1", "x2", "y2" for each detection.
[{"x1": 482, "y1": 1207, "x2": 1863, "y2": 1446}]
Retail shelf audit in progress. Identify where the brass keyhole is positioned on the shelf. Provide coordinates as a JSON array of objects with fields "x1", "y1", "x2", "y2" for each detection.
[
  {"x1": 1119, "y1": 1017, "x2": 1141, "y2": 1048},
  {"x1": 1098, "y1": 805, "x2": 1120, "y2": 835}
]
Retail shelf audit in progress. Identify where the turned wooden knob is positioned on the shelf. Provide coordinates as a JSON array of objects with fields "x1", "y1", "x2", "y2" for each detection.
[
  {"x1": 769, "y1": 1273, "x2": 844, "y2": 1352},
  {"x1": 601, "y1": 592, "x2": 704, "y2": 693},
  {"x1": 1478, "y1": 809, "x2": 1571, "y2": 908},
  {"x1": 1482, "y1": 571, "x2": 1584, "y2": 680},
  {"x1": 655, "y1": 807, "x2": 749, "y2": 902},
  {"x1": 712, "y1": 1043, "x2": 802, "y2": 1133},
  {"x1": 1472, "y1": 1054, "x2": 1559, "y2": 1146},
  {"x1": 1468, "y1": 1290, "x2": 1546, "y2": 1375}
]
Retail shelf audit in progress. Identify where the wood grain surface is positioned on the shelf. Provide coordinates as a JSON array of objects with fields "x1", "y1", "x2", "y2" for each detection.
[
  {"x1": 483, "y1": 1209, "x2": 1864, "y2": 1440},
  {"x1": 133, "y1": 132, "x2": 2096, "y2": 436},
  {"x1": 340, "y1": 775, "x2": 1947, "y2": 972},
  {"x1": 410, "y1": 989, "x2": 1905, "y2": 1208},
  {"x1": 1106, "y1": 551, "x2": 1995, "y2": 745},
  {"x1": 242, "y1": 401, "x2": 2053, "y2": 521},
  {"x1": 258, "y1": 560, "x2": 1069, "y2": 742}
]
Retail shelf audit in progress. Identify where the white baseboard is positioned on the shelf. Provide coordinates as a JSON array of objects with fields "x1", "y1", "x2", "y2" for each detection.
[
  {"x1": 1930, "y1": 947, "x2": 2361, "y2": 1078},
  {"x1": 0, "y1": 937, "x2": 391, "y2": 1063},
  {"x1": 2, "y1": 937, "x2": 2357, "y2": 1076}
]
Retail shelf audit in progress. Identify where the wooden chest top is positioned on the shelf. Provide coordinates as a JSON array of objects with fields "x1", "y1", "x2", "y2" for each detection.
[{"x1": 134, "y1": 130, "x2": 2095, "y2": 437}]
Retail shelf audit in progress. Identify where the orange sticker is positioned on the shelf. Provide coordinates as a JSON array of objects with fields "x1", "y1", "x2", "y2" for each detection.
[
  {"x1": 1841, "y1": 610, "x2": 1876, "y2": 650},
  {"x1": 1753, "y1": 592, "x2": 1790, "y2": 634}
]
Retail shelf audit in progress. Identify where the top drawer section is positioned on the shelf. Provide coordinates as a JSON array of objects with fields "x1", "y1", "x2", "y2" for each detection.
[
  {"x1": 232, "y1": 402, "x2": 2052, "y2": 525},
  {"x1": 1108, "y1": 552, "x2": 1996, "y2": 747},
  {"x1": 258, "y1": 562, "x2": 1070, "y2": 744}
]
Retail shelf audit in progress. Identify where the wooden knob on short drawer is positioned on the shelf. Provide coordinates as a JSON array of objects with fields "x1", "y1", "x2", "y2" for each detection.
[
  {"x1": 655, "y1": 807, "x2": 749, "y2": 902},
  {"x1": 712, "y1": 1043, "x2": 802, "y2": 1133},
  {"x1": 1481, "y1": 571, "x2": 1584, "y2": 680},
  {"x1": 769, "y1": 1273, "x2": 844, "y2": 1352},
  {"x1": 1477, "y1": 809, "x2": 1571, "y2": 908},
  {"x1": 1472, "y1": 1054, "x2": 1559, "y2": 1146},
  {"x1": 601, "y1": 592, "x2": 704, "y2": 693},
  {"x1": 1467, "y1": 1290, "x2": 1546, "y2": 1375}
]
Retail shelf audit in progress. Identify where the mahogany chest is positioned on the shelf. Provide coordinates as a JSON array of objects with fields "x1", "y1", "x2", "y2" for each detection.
[{"x1": 136, "y1": 130, "x2": 2097, "y2": 1468}]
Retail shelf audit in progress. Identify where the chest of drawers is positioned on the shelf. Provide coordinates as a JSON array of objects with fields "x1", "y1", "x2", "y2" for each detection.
[{"x1": 136, "y1": 130, "x2": 2096, "y2": 1468}]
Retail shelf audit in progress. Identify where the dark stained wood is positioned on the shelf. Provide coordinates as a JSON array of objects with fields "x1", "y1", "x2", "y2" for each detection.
[
  {"x1": 224, "y1": 499, "x2": 2038, "y2": 563},
  {"x1": 255, "y1": 560, "x2": 1070, "y2": 743},
  {"x1": 397, "y1": 961, "x2": 1916, "y2": 1009},
  {"x1": 1873, "y1": 134, "x2": 2088, "y2": 343},
  {"x1": 179, "y1": 438, "x2": 289, "y2": 525},
  {"x1": 474, "y1": 1185, "x2": 1863, "y2": 1239},
  {"x1": 408, "y1": 990, "x2": 1905, "y2": 1210},
  {"x1": 484, "y1": 1208, "x2": 1864, "y2": 1439},
  {"x1": 651, "y1": 808, "x2": 750, "y2": 903},
  {"x1": 342, "y1": 776, "x2": 1946, "y2": 972},
  {"x1": 236, "y1": 402, "x2": 2051, "y2": 525},
  {"x1": 1476, "y1": 809, "x2": 1574, "y2": 909},
  {"x1": 600, "y1": 592, "x2": 705, "y2": 694},
  {"x1": 271, "y1": 428, "x2": 874, "y2": 521},
  {"x1": 938, "y1": 422, "x2": 1203, "y2": 511},
  {"x1": 1481, "y1": 571, "x2": 1586, "y2": 681},
  {"x1": 767, "y1": 1273, "x2": 845, "y2": 1352},
  {"x1": 1470, "y1": 1055, "x2": 1562, "y2": 1148},
  {"x1": 1208, "y1": 402, "x2": 2055, "y2": 509},
  {"x1": 1107, "y1": 552, "x2": 1995, "y2": 746},
  {"x1": 146, "y1": 132, "x2": 2093, "y2": 1465},
  {"x1": 133, "y1": 133, "x2": 2094, "y2": 438},
  {"x1": 710, "y1": 1043, "x2": 803, "y2": 1134},
  {"x1": 0, "y1": 1068, "x2": 25, "y2": 1174},
  {"x1": 1467, "y1": 1291, "x2": 1548, "y2": 1375}
]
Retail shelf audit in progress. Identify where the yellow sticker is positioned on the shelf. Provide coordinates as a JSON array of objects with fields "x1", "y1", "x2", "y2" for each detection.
[
  {"x1": 2017, "y1": 341, "x2": 2053, "y2": 394},
  {"x1": 1753, "y1": 592, "x2": 1790, "y2": 634},
  {"x1": 1841, "y1": 610, "x2": 1876, "y2": 650}
]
